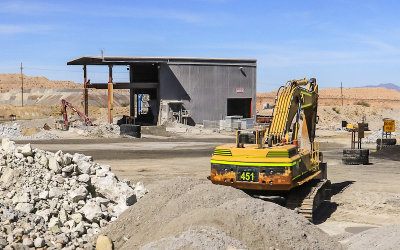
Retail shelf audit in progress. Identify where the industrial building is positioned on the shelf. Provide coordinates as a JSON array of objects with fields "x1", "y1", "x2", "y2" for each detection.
[{"x1": 67, "y1": 56, "x2": 257, "y2": 125}]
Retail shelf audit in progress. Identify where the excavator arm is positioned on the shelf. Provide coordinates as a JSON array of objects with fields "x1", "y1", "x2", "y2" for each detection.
[
  {"x1": 266, "y1": 78, "x2": 318, "y2": 149},
  {"x1": 62, "y1": 99, "x2": 93, "y2": 127}
]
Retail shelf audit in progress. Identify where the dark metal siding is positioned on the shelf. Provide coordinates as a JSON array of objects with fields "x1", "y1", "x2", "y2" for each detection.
[{"x1": 159, "y1": 63, "x2": 256, "y2": 124}]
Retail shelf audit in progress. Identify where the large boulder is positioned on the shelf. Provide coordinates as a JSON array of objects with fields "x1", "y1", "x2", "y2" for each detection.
[
  {"x1": 96, "y1": 235, "x2": 113, "y2": 250},
  {"x1": 48, "y1": 158, "x2": 61, "y2": 173},
  {"x1": 15, "y1": 203, "x2": 34, "y2": 213},
  {"x1": 19, "y1": 144, "x2": 32, "y2": 157},
  {"x1": 91, "y1": 174, "x2": 136, "y2": 206},
  {"x1": 0, "y1": 167, "x2": 19, "y2": 189},
  {"x1": 69, "y1": 186, "x2": 88, "y2": 202},
  {"x1": 1, "y1": 138, "x2": 15, "y2": 151},
  {"x1": 79, "y1": 200, "x2": 103, "y2": 222}
]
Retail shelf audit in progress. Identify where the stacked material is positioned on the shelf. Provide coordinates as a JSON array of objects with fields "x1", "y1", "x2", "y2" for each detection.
[{"x1": 0, "y1": 138, "x2": 147, "y2": 249}]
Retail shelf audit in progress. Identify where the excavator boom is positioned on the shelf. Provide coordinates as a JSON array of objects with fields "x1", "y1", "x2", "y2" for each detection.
[
  {"x1": 266, "y1": 78, "x2": 318, "y2": 149},
  {"x1": 62, "y1": 99, "x2": 92, "y2": 127}
]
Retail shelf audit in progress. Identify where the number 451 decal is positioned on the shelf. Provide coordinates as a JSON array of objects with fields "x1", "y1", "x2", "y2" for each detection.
[{"x1": 241, "y1": 172, "x2": 254, "y2": 181}]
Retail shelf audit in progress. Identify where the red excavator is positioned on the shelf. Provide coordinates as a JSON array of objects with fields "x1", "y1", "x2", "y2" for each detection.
[{"x1": 55, "y1": 99, "x2": 92, "y2": 130}]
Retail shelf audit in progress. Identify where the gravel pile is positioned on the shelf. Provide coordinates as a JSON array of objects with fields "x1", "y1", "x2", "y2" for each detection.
[
  {"x1": 103, "y1": 178, "x2": 343, "y2": 250},
  {"x1": 140, "y1": 226, "x2": 248, "y2": 250},
  {"x1": 0, "y1": 138, "x2": 147, "y2": 249},
  {"x1": 364, "y1": 129, "x2": 397, "y2": 143},
  {"x1": 79, "y1": 123, "x2": 120, "y2": 138},
  {"x1": 0, "y1": 123, "x2": 58, "y2": 140},
  {"x1": 345, "y1": 224, "x2": 400, "y2": 250}
]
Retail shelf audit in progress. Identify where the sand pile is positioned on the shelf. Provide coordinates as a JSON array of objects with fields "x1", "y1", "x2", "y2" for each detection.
[
  {"x1": 103, "y1": 178, "x2": 343, "y2": 250},
  {"x1": 140, "y1": 226, "x2": 248, "y2": 250},
  {"x1": 345, "y1": 224, "x2": 400, "y2": 250}
]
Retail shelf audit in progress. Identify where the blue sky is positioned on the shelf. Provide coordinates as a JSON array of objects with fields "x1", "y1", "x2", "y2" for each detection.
[{"x1": 1, "y1": 0, "x2": 400, "y2": 92}]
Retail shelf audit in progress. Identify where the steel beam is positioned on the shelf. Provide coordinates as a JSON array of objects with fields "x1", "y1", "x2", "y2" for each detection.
[
  {"x1": 108, "y1": 65, "x2": 113, "y2": 124},
  {"x1": 83, "y1": 65, "x2": 88, "y2": 117},
  {"x1": 86, "y1": 82, "x2": 159, "y2": 89}
]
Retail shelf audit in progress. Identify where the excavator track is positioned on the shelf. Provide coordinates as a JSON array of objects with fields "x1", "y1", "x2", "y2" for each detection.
[
  {"x1": 286, "y1": 179, "x2": 331, "y2": 223},
  {"x1": 250, "y1": 179, "x2": 332, "y2": 223}
]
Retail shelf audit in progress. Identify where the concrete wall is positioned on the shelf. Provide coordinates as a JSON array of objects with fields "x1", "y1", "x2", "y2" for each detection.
[{"x1": 159, "y1": 63, "x2": 256, "y2": 124}]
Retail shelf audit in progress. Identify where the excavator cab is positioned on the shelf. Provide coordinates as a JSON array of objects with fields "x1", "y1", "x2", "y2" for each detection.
[{"x1": 236, "y1": 130, "x2": 266, "y2": 148}]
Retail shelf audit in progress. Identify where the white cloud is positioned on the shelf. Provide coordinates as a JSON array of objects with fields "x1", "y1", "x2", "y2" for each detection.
[
  {"x1": 0, "y1": 1, "x2": 65, "y2": 14},
  {"x1": 0, "y1": 24, "x2": 53, "y2": 35},
  {"x1": 89, "y1": 7, "x2": 207, "y2": 24},
  {"x1": 0, "y1": 1, "x2": 207, "y2": 24}
]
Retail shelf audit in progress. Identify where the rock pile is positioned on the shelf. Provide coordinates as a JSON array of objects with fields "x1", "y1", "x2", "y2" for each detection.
[
  {"x1": 364, "y1": 129, "x2": 398, "y2": 143},
  {"x1": 78, "y1": 123, "x2": 121, "y2": 138},
  {"x1": 0, "y1": 123, "x2": 58, "y2": 140},
  {"x1": 0, "y1": 138, "x2": 147, "y2": 249}
]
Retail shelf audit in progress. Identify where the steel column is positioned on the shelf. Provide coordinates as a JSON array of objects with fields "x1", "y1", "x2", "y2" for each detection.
[
  {"x1": 83, "y1": 65, "x2": 88, "y2": 117},
  {"x1": 108, "y1": 65, "x2": 113, "y2": 123}
]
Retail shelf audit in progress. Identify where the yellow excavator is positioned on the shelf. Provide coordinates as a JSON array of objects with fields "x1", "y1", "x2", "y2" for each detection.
[{"x1": 210, "y1": 78, "x2": 331, "y2": 222}]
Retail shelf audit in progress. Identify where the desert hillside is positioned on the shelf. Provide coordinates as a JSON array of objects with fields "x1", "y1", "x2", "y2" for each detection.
[
  {"x1": 0, "y1": 73, "x2": 80, "y2": 92},
  {"x1": 256, "y1": 87, "x2": 400, "y2": 110}
]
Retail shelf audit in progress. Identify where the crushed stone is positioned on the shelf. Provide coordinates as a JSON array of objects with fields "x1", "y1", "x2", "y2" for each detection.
[
  {"x1": 0, "y1": 138, "x2": 147, "y2": 249},
  {"x1": 0, "y1": 123, "x2": 58, "y2": 140}
]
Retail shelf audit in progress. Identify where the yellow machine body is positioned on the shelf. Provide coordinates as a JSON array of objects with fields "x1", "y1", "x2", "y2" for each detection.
[{"x1": 210, "y1": 78, "x2": 324, "y2": 193}]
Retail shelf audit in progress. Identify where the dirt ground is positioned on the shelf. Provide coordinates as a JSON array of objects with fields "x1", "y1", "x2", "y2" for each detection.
[{"x1": 15, "y1": 129, "x2": 400, "y2": 242}]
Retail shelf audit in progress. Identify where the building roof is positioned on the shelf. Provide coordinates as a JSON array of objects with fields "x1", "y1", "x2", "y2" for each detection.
[{"x1": 67, "y1": 56, "x2": 257, "y2": 66}]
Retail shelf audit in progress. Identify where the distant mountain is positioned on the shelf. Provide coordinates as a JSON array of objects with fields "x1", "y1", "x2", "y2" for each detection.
[{"x1": 362, "y1": 83, "x2": 400, "y2": 91}]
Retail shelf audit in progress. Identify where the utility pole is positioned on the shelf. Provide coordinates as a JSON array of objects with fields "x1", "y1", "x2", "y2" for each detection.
[
  {"x1": 20, "y1": 62, "x2": 24, "y2": 107},
  {"x1": 340, "y1": 81, "x2": 343, "y2": 106}
]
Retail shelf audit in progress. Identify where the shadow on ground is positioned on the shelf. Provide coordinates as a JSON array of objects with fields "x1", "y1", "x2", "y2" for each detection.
[
  {"x1": 370, "y1": 145, "x2": 400, "y2": 161},
  {"x1": 314, "y1": 180, "x2": 355, "y2": 224}
]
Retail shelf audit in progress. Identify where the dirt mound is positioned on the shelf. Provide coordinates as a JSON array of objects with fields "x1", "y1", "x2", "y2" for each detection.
[
  {"x1": 103, "y1": 178, "x2": 343, "y2": 250},
  {"x1": 345, "y1": 224, "x2": 400, "y2": 250},
  {"x1": 257, "y1": 87, "x2": 400, "y2": 110},
  {"x1": 0, "y1": 73, "x2": 80, "y2": 92}
]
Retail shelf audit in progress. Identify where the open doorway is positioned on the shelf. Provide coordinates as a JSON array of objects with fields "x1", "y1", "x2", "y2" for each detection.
[
  {"x1": 131, "y1": 88, "x2": 159, "y2": 125},
  {"x1": 227, "y1": 98, "x2": 252, "y2": 118}
]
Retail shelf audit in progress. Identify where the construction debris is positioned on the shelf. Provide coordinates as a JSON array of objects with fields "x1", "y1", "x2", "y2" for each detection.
[
  {"x1": 0, "y1": 138, "x2": 147, "y2": 249},
  {"x1": 363, "y1": 129, "x2": 398, "y2": 143},
  {"x1": 165, "y1": 121, "x2": 217, "y2": 135},
  {"x1": 78, "y1": 123, "x2": 121, "y2": 138},
  {"x1": 0, "y1": 123, "x2": 58, "y2": 140}
]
